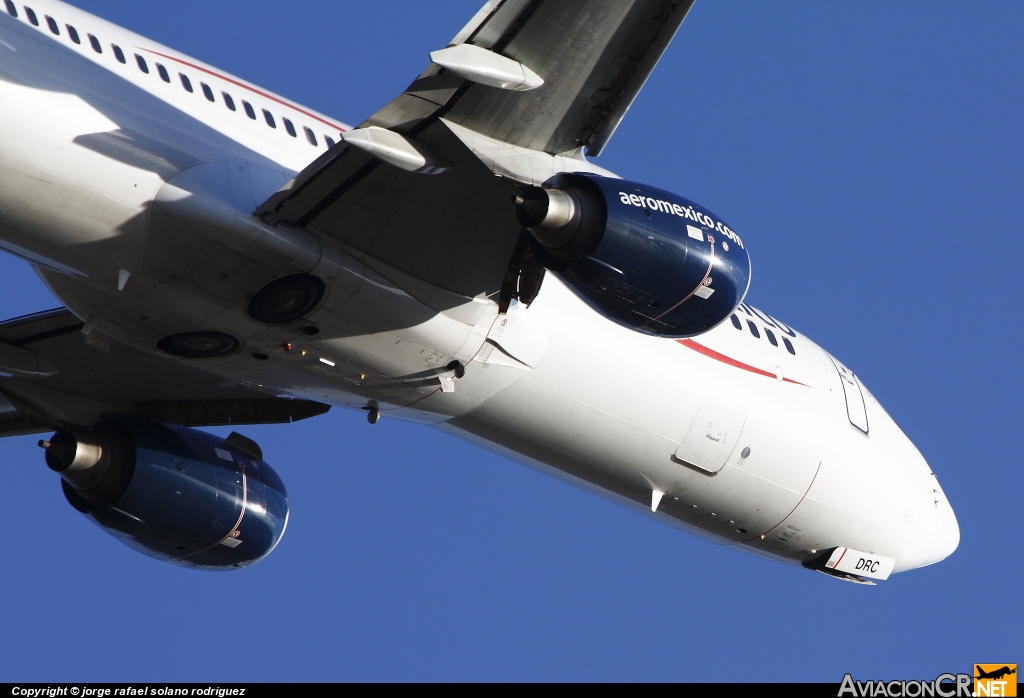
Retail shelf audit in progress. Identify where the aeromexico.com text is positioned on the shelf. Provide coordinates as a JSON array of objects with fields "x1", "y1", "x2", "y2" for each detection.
[{"x1": 617, "y1": 191, "x2": 745, "y2": 250}]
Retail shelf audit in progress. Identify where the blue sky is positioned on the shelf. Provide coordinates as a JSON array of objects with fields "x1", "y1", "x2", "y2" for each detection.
[{"x1": 1, "y1": 0, "x2": 1021, "y2": 682}]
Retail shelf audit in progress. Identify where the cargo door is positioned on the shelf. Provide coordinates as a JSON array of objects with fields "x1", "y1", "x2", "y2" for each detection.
[{"x1": 673, "y1": 398, "x2": 746, "y2": 474}]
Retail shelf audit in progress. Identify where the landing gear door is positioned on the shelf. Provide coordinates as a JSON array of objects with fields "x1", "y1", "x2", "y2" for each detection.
[
  {"x1": 829, "y1": 355, "x2": 869, "y2": 434},
  {"x1": 673, "y1": 398, "x2": 747, "y2": 474}
]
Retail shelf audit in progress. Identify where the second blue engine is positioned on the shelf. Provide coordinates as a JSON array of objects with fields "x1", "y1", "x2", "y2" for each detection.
[
  {"x1": 43, "y1": 417, "x2": 288, "y2": 570},
  {"x1": 516, "y1": 174, "x2": 751, "y2": 338}
]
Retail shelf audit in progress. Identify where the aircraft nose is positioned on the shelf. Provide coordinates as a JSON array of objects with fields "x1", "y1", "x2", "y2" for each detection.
[
  {"x1": 819, "y1": 378, "x2": 959, "y2": 576},
  {"x1": 924, "y1": 478, "x2": 960, "y2": 565},
  {"x1": 898, "y1": 471, "x2": 960, "y2": 571}
]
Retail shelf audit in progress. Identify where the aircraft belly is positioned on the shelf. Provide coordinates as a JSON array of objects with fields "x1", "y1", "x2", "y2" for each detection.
[
  {"x1": 34, "y1": 226, "x2": 534, "y2": 425},
  {"x1": 442, "y1": 278, "x2": 831, "y2": 560},
  {"x1": 445, "y1": 371, "x2": 820, "y2": 556}
]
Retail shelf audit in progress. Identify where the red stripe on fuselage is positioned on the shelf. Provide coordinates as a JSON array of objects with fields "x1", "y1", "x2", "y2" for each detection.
[
  {"x1": 677, "y1": 339, "x2": 807, "y2": 386},
  {"x1": 140, "y1": 49, "x2": 347, "y2": 132}
]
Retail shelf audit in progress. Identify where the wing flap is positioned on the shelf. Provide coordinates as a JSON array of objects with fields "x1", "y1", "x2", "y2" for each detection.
[{"x1": 261, "y1": 120, "x2": 524, "y2": 299}]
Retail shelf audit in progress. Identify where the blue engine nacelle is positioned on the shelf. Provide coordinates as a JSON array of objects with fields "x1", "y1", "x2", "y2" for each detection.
[
  {"x1": 42, "y1": 418, "x2": 288, "y2": 570},
  {"x1": 516, "y1": 174, "x2": 751, "y2": 337}
]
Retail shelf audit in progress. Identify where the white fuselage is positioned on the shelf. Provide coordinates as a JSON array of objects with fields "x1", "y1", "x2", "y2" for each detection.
[{"x1": 0, "y1": 0, "x2": 959, "y2": 576}]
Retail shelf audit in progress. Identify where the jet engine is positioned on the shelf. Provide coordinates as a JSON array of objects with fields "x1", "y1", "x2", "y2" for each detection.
[
  {"x1": 41, "y1": 418, "x2": 288, "y2": 570},
  {"x1": 516, "y1": 174, "x2": 751, "y2": 337}
]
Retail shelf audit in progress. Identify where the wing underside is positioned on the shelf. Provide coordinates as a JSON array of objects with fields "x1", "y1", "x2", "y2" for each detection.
[
  {"x1": 0, "y1": 309, "x2": 328, "y2": 437},
  {"x1": 256, "y1": 0, "x2": 696, "y2": 301},
  {"x1": 1, "y1": 2, "x2": 696, "y2": 434}
]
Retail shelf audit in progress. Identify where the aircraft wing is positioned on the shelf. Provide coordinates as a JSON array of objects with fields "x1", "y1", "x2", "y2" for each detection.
[
  {"x1": 256, "y1": 0, "x2": 696, "y2": 301},
  {"x1": 0, "y1": 309, "x2": 329, "y2": 438}
]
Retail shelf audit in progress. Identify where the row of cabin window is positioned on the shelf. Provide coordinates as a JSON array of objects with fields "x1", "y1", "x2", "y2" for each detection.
[
  {"x1": 4, "y1": 1, "x2": 338, "y2": 149},
  {"x1": 730, "y1": 314, "x2": 796, "y2": 355}
]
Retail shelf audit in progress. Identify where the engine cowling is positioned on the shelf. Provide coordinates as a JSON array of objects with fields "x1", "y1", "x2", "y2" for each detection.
[
  {"x1": 517, "y1": 174, "x2": 751, "y2": 337},
  {"x1": 42, "y1": 418, "x2": 288, "y2": 570}
]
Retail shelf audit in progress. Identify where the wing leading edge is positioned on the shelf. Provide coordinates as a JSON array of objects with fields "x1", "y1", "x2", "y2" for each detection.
[{"x1": 440, "y1": 0, "x2": 696, "y2": 157}]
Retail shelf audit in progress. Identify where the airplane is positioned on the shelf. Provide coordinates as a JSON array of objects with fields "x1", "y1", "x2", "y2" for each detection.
[
  {"x1": 976, "y1": 667, "x2": 1017, "y2": 682},
  {"x1": 0, "y1": 0, "x2": 959, "y2": 581}
]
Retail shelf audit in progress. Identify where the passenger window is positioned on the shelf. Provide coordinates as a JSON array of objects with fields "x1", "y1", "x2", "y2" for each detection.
[
  {"x1": 222, "y1": 92, "x2": 236, "y2": 111},
  {"x1": 765, "y1": 328, "x2": 778, "y2": 347},
  {"x1": 304, "y1": 127, "x2": 317, "y2": 146},
  {"x1": 112, "y1": 44, "x2": 125, "y2": 63},
  {"x1": 283, "y1": 118, "x2": 297, "y2": 137},
  {"x1": 730, "y1": 314, "x2": 742, "y2": 330},
  {"x1": 783, "y1": 337, "x2": 796, "y2": 355},
  {"x1": 135, "y1": 54, "x2": 149, "y2": 74},
  {"x1": 324, "y1": 135, "x2": 336, "y2": 148},
  {"x1": 201, "y1": 83, "x2": 215, "y2": 102},
  {"x1": 24, "y1": 7, "x2": 37, "y2": 25},
  {"x1": 66, "y1": 24, "x2": 79, "y2": 44},
  {"x1": 5, "y1": 1, "x2": 16, "y2": 18},
  {"x1": 243, "y1": 101, "x2": 256, "y2": 119},
  {"x1": 157, "y1": 64, "x2": 169, "y2": 83},
  {"x1": 746, "y1": 320, "x2": 760, "y2": 339},
  {"x1": 45, "y1": 15, "x2": 57, "y2": 34},
  {"x1": 180, "y1": 73, "x2": 193, "y2": 92},
  {"x1": 263, "y1": 110, "x2": 276, "y2": 128},
  {"x1": 88, "y1": 34, "x2": 101, "y2": 53}
]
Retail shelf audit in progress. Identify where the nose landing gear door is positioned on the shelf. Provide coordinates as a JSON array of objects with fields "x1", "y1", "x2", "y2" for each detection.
[
  {"x1": 673, "y1": 398, "x2": 747, "y2": 474},
  {"x1": 829, "y1": 355, "x2": 868, "y2": 434}
]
